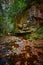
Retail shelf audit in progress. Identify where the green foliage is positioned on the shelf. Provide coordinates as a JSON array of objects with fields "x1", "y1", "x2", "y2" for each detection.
[
  {"x1": 30, "y1": 33, "x2": 38, "y2": 39},
  {"x1": 38, "y1": 33, "x2": 43, "y2": 39},
  {"x1": 24, "y1": 34, "x2": 30, "y2": 39},
  {"x1": 0, "y1": 0, "x2": 27, "y2": 35},
  {"x1": 0, "y1": 0, "x2": 41, "y2": 35},
  {"x1": 8, "y1": 0, "x2": 27, "y2": 17},
  {"x1": 0, "y1": 0, "x2": 14, "y2": 35},
  {"x1": 37, "y1": 26, "x2": 43, "y2": 33}
]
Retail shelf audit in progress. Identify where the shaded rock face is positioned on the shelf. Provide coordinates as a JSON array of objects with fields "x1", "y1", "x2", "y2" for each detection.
[{"x1": 15, "y1": 3, "x2": 43, "y2": 32}]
